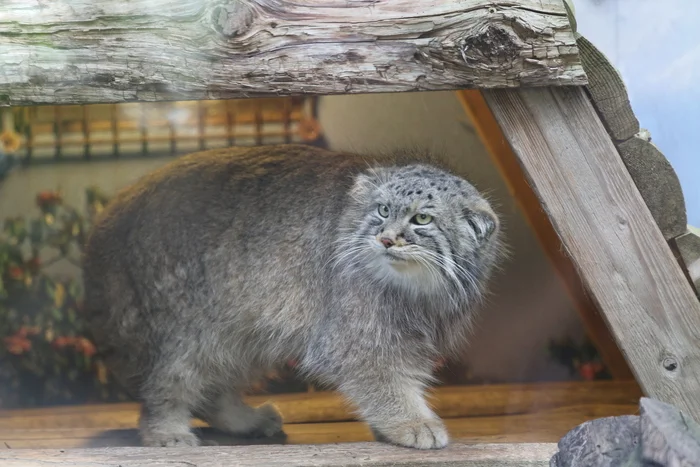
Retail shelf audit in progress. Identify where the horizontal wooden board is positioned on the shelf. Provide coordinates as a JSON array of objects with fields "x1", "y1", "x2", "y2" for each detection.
[
  {"x1": 0, "y1": 0, "x2": 586, "y2": 106},
  {"x1": 0, "y1": 442, "x2": 559, "y2": 467},
  {"x1": 0, "y1": 381, "x2": 642, "y2": 430},
  {"x1": 0, "y1": 404, "x2": 638, "y2": 449}
]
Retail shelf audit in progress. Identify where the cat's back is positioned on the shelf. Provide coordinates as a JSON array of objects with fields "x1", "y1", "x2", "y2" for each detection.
[{"x1": 86, "y1": 144, "x2": 363, "y2": 252}]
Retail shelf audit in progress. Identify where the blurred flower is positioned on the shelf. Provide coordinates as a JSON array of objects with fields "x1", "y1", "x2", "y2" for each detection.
[
  {"x1": 0, "y1": 130, "x2": 21, "y2": 153},
  {"x1": 7, "y1": 265, "x2": 24, "y2": 281},
  {"x1": 4, "y1": 333, "x2": 31, "y2": 355},
  {"x1": 74, "y1": 337, "x2": 96, "y2": 357}
]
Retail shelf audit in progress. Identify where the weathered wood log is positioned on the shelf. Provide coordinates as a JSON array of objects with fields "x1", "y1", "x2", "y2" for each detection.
[
  {"x1": 617, "y1": 134, "x2": 687, "y2": 239},
  {"x1": 0, "y1": 0, "x2": 586, "y2": 106},
  {"x1": 483, "y1": 86, "x2": 700, "y2": 422},
  {"x1": 575, "y1": 34, "x2": 639, "y2": 142},
  {"x1": 565, "y1": 32, "x2": 688, "y2": 241}
]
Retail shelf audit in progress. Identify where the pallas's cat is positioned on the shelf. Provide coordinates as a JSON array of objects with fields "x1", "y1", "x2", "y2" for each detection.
[{"x1": 82, "y1": 144, "x2": 504, "y2": 449}]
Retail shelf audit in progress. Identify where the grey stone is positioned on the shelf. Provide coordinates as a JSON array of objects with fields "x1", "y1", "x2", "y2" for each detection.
[{"x1": 550, "y1": 415, "x2": 640, "y2": 467}]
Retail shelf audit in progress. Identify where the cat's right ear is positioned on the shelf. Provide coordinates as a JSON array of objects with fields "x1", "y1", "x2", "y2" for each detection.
[{"x1": 349, "y1": 172, "x2": 380, "y2": 201}]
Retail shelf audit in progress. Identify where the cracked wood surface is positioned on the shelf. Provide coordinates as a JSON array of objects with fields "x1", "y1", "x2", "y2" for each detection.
[{"x1": 0, "y1": 0, "x2": 586, "y2": 106}]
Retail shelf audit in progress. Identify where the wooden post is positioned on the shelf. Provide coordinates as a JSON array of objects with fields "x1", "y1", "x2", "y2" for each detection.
[
  {"x1": 457, "y1": 89, "x2": 635, "y2": 381},
  {"x1": 0, "y1": 0, "x2": 585, "y2": 106},
  {"x1": 483, "y1": 86, "x2": 700, "y2": 420}
]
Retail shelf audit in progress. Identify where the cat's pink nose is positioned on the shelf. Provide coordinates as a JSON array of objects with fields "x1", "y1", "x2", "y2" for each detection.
[{"x1": 380, "y1": 237, "x2": 395, "y2": 248}]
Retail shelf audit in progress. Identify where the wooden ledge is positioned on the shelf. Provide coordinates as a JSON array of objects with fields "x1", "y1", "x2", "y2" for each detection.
[
  {"x1": 0, "y1": 442, "x2": 558, "y2": 466},
  {"x1": 0, "y1": 382, "x2": 642, "y2": 450}
]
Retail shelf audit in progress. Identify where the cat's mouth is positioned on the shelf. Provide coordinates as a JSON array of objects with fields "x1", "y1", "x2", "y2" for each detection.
[{"x1": 384, "y1": 248, "x2": 419, "y2": 266}]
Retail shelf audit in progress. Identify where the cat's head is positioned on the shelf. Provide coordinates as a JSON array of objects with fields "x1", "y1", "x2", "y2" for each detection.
[{"x1": 336, "y1": 162, "x2": 502, "y2": 302}]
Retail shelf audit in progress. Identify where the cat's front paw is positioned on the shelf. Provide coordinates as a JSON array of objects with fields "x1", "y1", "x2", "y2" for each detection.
[
  {"x1": 249, "y1": 403, "x2": 284, "y2": 438},
  {"x1": 374, "y1": 418, "x2": 449, "y2": 449},
  {"x1": 141, "y1": 430, "x2": 200, "y2": 447}
]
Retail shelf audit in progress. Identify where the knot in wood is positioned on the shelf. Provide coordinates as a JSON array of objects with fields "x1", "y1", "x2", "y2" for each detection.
[
  {"x1": 459, "y1": 24, "x2": 519, "y2": 64},
  {"x1": 213, "y1": 1, "x2": 256, "y2": 38},
  {"x1": 662, "y1": 357, "x2": 678, "y2": 372}
]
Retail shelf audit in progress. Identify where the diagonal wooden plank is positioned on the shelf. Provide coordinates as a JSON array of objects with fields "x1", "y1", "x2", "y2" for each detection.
[
  {"x1": 457, "y1": 89, "x2": 635, "y2": 381},
  {"x1": 0, "y1": 0, "x2": 586, "y2": 106},
  {"x1": 483, "y1": 86, "x2": 700, "y2": 421}
]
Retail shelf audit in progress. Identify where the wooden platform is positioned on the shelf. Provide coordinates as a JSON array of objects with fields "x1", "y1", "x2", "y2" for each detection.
[{"x1": 0, "y1": 381, "x2": 642, "y2": 450}]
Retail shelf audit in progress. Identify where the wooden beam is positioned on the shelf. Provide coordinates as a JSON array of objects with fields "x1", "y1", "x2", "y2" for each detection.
[
  {"x1": 0, "y1": 442, "x2": 558, "y2": 467},
  {"x1": 457, "y1": 89, "x2": 635, "y2": 381},
  {"x1": 0, "y1": 0, "x2": 586, "y2": 106},
  {"x1": 482, "y1": 86, "x2": 700, "y2": 421},
  {"x1": 0, "y1": 381, "x2": 642, "y2": 430}
]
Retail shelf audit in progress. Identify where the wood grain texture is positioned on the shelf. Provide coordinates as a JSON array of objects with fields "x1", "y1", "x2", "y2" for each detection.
[
  {"x1": 456, "y1": 89, "x2": 636, "y2": 381},
  {"x1": 0, "y1": 381, "x2": 643, "y2": 430},
  {"x1": 0, "y1": 405, "x2": 640, "y2": 449},
  {"x1": 0, "y1": 442, "x2": 558, "y2": 467},
  {"x1": 0, "y1": 0, "x2": 586, "y2": 106},
  {"x1": 483, "y1": 86, "x2": 700, "y2": 422},
  {"x1": 1, "y1": 404, "x2": 640, "y2": 448}
]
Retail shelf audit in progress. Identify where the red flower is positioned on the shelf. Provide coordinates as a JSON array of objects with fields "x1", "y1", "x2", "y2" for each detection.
[
  {"x1": 16, "y1": 326, "x2": 41, "y2": 337},
  {"x1": 4, "y1": 334, "x2": 32, "y2": 355},
  {"x1": 52, "y1": 336, "x2": 97, "y2": 357},
  {"x1": 578, "y1": 362, "x2": 604, "y2": 381},
  {"x1": 36, "y1": 191, "x2": 62, "y2": 205},
  {"x1": 51, "y1": 336, "x2": 75, "y2": 349},
  {"x1": 7, "y1": 266, "x2": 24, "y2": 281},
  {"x1": 74, "y1": 337, "x2": 97, "y2": 357}
]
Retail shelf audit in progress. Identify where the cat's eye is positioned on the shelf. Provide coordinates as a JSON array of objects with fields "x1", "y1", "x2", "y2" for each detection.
[
  {"x1": 411, "y1": 213, "x2": 433, "y2": 225},
  {"x1": 378, "y1": 204, "x2": 390, "y2": 218}
]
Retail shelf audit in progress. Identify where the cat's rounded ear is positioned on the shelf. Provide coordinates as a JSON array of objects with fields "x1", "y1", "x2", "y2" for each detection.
[
  {"x1": 349, "y1": 168, "x2": 387, "y2": 201},
  {"x1": 349, "y1": 174, "x2": 375, "y2": 201},
  {"x1": 463, "y1": 208, "x2": 498, "y2": 243}
]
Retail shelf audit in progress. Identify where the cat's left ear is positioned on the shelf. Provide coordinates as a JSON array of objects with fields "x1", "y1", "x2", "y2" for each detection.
[{"x1": 463, "y1": 208, "x2": 498, "y2": 243}]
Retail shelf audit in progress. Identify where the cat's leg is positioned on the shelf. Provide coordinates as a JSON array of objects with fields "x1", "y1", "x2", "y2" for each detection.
[
  {"x1": 338, "y1": 373, "x2": 448, "y2": 450},
  {"x1": 138, "y1": 368, "x2": 203, "y2": 447},
  {"x1": 196, "y1": 390, "x2": 284, "y2": 438}
]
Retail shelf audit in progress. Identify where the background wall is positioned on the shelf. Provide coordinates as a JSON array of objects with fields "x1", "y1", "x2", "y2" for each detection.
[
  {"x1": 574, "y1": 0, "x2": 699, "y2": 227},
  {"x1": 0, "y1": 91, "x2": 586, "y2": 383}
]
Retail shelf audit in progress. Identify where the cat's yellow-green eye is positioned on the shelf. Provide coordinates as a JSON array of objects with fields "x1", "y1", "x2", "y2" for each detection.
[
  {"x1": 411, "y1": 213, "x2": 433, "y2": 225},
  {"x1": 378, "y1": 204, "x2": 390, "y2": 218}
]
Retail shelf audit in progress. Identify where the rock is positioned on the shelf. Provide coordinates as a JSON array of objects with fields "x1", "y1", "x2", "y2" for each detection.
[
  {"x1": 551, "y1": 398, "x2": 700, "y2": 466},
  {"x1": 550, "y1": 415, "x2": 640, "y2": 466},
  {"x1": 639, "y1": 397, "x2": 700, "y2": 466}
]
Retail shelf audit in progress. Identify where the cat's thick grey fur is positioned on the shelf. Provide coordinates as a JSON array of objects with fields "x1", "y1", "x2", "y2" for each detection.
[{"x1": 82, "y1": 144, "x2": 504, "y2": 450}]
